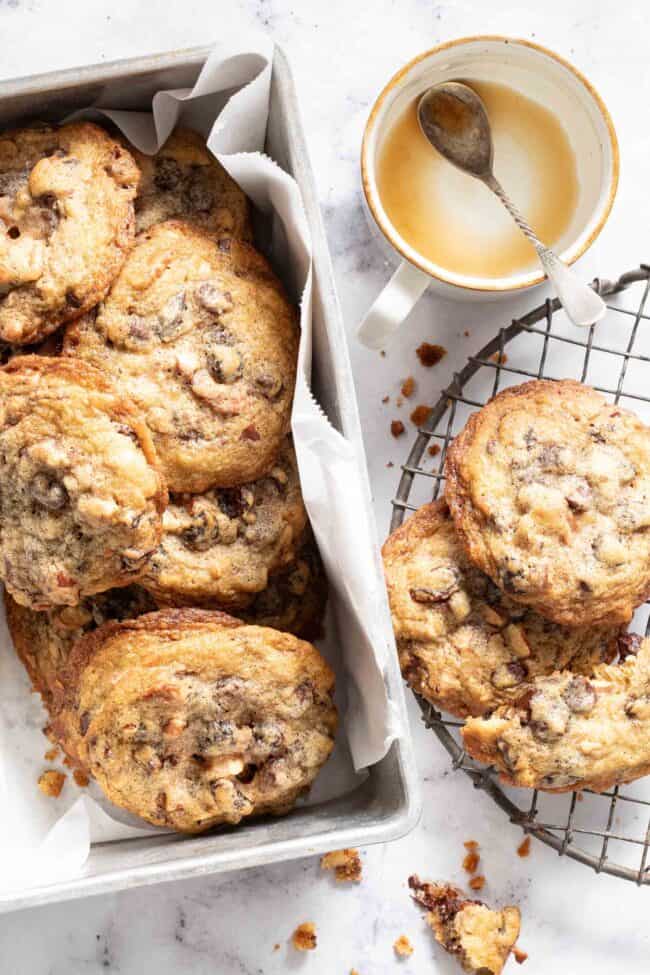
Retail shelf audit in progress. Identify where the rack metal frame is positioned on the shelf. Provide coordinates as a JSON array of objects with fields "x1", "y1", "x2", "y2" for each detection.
[{"x1": 390, "y1": 266, "x2": 650, "y2": 885}]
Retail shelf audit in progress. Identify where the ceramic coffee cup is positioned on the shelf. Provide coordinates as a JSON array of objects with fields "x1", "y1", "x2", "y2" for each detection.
[{"x1": 358, "y1": 36, "x2": 619, "y2": 349}]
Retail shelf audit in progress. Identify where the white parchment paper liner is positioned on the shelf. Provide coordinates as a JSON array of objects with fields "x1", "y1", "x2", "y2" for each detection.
[{"x1": 0, "y1": 33, "x2": 402, "y2": 893}]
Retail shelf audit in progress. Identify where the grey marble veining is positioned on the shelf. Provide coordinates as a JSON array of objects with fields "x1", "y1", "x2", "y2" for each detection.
[{"x1": 1, "y1": 0, "x2": 650, "y2": 972}]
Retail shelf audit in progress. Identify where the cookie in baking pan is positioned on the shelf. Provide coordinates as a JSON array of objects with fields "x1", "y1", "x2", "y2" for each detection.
[
  {"x1": 5, "y1": 585, "x2": 156, "y2": 710},
  {"x1": 51, "y1": 608, "x2": 338, "y2": 833},
  {"x1": 0, "y1": 122, "x2": 139, "y2": 344},
  {"x1": 133, "y1": 127, "x2": 252, "y2": 240},
  {"x1": 0, "y1": 356, "x2": 166, "y2": 609},
  {"x1": 143, "y1": 438, "x2": 307, "y2": 608},
  {"x1": 240, "y1": 530, "x2": 328, "y2": 639},
  {"x1": 462, "y1": 634, "x2": 650, "y2": 792},
  {"x1": 444, "y1": 379, "x2": 650, "y2": 626},
  {"x1": 63, "y1": 220, "x2": 298, "y2": 492},
  {"x1": 382, "y1": 499, "x2": 620, "y2": 719}
]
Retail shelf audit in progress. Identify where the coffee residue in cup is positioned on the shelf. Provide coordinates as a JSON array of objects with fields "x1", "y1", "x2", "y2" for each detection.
[{"x1": 376, "y1": 80, "x2": 578, "y2": 280}]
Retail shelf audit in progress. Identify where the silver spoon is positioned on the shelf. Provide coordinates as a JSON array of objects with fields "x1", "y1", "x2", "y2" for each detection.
[{"x1": 417, "y1": 82, "x2": 605, "y2": 327}]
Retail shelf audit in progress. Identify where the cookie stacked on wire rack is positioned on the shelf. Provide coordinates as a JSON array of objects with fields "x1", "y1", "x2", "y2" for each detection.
[
  {"x1": 383, "y1": 270, "x2": 650, "y2": 883},
  {"x1": 0, "y1": 121, "x2": 335, "y2": 834}
]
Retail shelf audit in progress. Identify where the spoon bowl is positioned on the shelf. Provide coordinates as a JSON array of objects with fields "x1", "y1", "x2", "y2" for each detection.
[
  {"x1": 416, "y1": 80, "x2": 606, "y2": 327},
  {"x1": 418, "y1": 82, "x2": 493, "y2": 178}
]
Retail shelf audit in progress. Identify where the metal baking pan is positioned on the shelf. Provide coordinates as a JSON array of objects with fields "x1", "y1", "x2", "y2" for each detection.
[{"x1": 0, "y1": 44, "x2": 420, "y2": 913}]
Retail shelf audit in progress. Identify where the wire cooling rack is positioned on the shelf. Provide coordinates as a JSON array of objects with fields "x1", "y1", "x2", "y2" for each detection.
[{"x1": 390, "y1": 265, "x2": 650, "y2": 885}]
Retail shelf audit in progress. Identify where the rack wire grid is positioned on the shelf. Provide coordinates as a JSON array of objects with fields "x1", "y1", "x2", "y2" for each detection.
[{"x1": 390, "y1": 265, "x2": 650, "y2": 885}]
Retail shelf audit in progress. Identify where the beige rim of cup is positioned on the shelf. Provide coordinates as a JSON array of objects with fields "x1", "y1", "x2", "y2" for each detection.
[{"x1": 361, "y1": 35, "x2": 620, "y2": 293}]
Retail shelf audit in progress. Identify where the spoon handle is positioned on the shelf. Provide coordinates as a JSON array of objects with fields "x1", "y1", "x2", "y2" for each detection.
[{"x1": 484, "y1": 174, "x2": 606, "y2": 328}]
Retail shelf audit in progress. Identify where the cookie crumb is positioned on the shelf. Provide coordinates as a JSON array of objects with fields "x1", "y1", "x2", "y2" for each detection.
[
  {"x1": 469, "y1": 875, "x2": 485, "y2": 891},
  {"x1": 73, "y1": 770, "x2": 90, "y2": 788},
  {"x1": 401, "y1": 376, "x2": 416, "y2": 398},
  {"x1": 428, "y1": 444, "x2": 441, "y2": 457},
  {"x1": 44, "y1": 746, "x2": 59, "y2": 762},
  {"x1": 382, "y1": 395, "x2": 390, "y2": 404},
  {"x1": 38, "y1": 770, "x2": 66, "y2": 798},
  {"x1": 514, "y1": 949, "x2": 528, "y2": 965},
  {"x1": 462, "y1": 850, "x2": 480, "y2": 874},
  {"x1": 273, "y1": 944, "x2": 280, "y2": 951},
  {"x1": 410, "y1": 405, "x2": 431, "y2": 427},
  {"x1": 387, "y1": 461, "x2": 395, "y2": 468},
  {"x1": 464, "y1": 840, "x2": 479, "y2": 851},
  {"x1": 490, "y1": 351, "x2": 509, "y2": 365},
  {"x1": 409, "y1": 876, "x2": 521, "y2": 975},
  {"x1": 393, "y1": 935, "x2": 414, "y2": 958},
  {"x1": 416, "y1": 342, "x2": 446, "y2": 367},
  {"x1": 380, "y1": 350, "x2": 386, "y2": 357},
  {"x1": 464, "y1": 330, "x2": 470, "y2": 337},
  {"x1": 517, "y1": 837, "x2": 531, "y2": 858},
  {"x1": 320, "y1": 848, "x2": 362, "y2": 883},
  {"x1": 391, "y1": 420, "x2": 406, "y2": 438},
  {"x1": 292, "y1": 922, "x2": 317, "y2": 951}
]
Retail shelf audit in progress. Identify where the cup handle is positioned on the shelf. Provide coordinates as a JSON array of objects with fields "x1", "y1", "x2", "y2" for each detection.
[{"x1": 357, "y1": 260, "x2": 430, "y2": 349}]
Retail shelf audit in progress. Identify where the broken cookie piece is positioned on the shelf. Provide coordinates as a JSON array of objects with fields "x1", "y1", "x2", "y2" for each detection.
[
  {"x1": 409, "y1": 876, "x2": 520, "y2": 975},
  {"x1": 320, "y1": 848, "x2": 362, "y2": 883},
  {"x1": 38, "y1": 769, "x2": 66, "y2": 798}
]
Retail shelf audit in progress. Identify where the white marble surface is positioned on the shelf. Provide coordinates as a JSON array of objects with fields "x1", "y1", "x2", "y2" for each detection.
[{"x1": 1, "y1": 1, "x2": 650, "y2": 972}]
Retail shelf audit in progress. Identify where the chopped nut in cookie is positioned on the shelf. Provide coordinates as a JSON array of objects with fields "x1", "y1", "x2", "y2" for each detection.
[
  {"x1": 292, "y1": 922, "x2": 317, "y2": 951},
  {"x1": 320, "y1": 848, "x2": 362, "y2": 883}
]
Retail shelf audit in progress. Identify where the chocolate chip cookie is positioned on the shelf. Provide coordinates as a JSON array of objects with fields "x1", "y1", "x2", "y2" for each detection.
[
  {"x1": 51, "y1": 608, "x2": 337, "y2": 833},
  {"x1": 0, "y1": 122, "x2": 139, "y2": 344},
  {"x1": 142, "y1": 438, "x2": 307, "y2": 608},
  {"x1": 63, "y1": 221, "x2": 298, "y2": 492},
  {"x1": 463, "y1": 635, "x2": 650, "y2": 792},
  {"x1": 383, "y1": 500, "x2": 620, "y2": 718},
  {"x1": 0, "y1": 356, "x2": 166, "y2": 609},
  {"x1": 409, "y1": 877, "x2": 521, "y2": 975},
  {"x1": 241, "y1": 531, "x2": 328, "y2": 639},
  {"x1": 133, "y1": 128, "x2": 252, "y2": 239},
  {"x1": 5, "y1": 585, "x2": 156, "y2": 709},
  {"x1": 445, "y1": 379, "x2": 650, "y2": 626}
]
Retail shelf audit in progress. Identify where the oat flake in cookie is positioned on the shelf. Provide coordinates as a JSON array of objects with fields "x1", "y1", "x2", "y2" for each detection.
[
  {"x1": 5, "y1": 585, "x2": 156, "y2": 710},
  {"x1": 445, "y1": 379, "x2": 650, "y2": 626},
  {"x1": 143, "y1": 438, "x2": 307, "y2": 608},
  {"x1": 0, "y1": 357, "x2": 166, "y2": 609},
  {"x1": 463, "y1": 635, "x2": 650, "y2": 793},
  {"x1": 382, "y1": 500, "x2": 620, "y2": 719},
  {"x1": 64, "y1": 221, "x2": 298, "y2": 492},
  {"x1": 133, "y1": 128, "x2": 252, "y2": 239},
  {"x1": 51, "y1": 609, "x2": 338, "y2": 834},
  {"x1": 0, "y1": 122, "x2": 139, "y2": 345}
]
